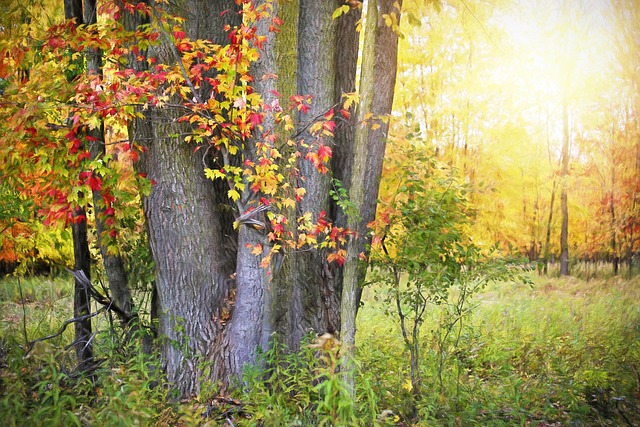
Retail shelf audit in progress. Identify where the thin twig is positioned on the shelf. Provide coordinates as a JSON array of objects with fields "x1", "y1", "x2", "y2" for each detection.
[{"x1": 23, "y1": 306, "x2": 107, "y2": 357}]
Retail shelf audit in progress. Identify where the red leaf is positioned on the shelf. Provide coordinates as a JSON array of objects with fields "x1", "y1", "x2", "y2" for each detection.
[
  {"x1": 249, "y1": 112, "x2": 263, "y2": 126},
  {"x1": 88, "y1": 175, "x2": 102, "y2": 191}
]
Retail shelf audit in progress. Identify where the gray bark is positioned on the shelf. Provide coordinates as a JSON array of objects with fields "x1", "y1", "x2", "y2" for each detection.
[
  {"x1": 287, "y1": 0, "x2": 341, "y2": 344},
  {"x1": 341, "y1": 0, "x2": 378, "y2": 396},
  {"x1": 127, "y1": 0, "x2": 240, "y2": 396}
]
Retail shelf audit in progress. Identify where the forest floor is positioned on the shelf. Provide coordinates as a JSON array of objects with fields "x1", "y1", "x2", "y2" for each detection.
[{"x1": 1, "y1": 270, "x2": 639, "y2": 426}]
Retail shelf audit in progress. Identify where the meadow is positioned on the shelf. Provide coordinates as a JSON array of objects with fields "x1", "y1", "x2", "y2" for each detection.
[{"x1": 1, "y1": 270, "x2": 638, "y2": 426}]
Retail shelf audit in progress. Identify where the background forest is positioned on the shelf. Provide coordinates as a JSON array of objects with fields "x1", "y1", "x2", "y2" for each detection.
[{"x1": 1, "y1": 0, "x2": 639, "y2": 426}]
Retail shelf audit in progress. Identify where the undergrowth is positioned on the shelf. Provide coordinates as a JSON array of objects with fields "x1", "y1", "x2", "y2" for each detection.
[{"x1": 0, "y1": 274, "x2": 638, "y2": 425}]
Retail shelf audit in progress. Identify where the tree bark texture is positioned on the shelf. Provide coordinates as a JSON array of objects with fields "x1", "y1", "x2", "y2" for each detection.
[
  {"x1": 124, "y1": 0, "x2": 393, "y2": 394},
  {"x1": 128, "y1": 0, "x2": 240, "y2": 396},
  {"x1": 341, "y1": 0, "x2": 378, "y2": 397},
  {"x1": 136, "y1": 109, "x2": 236, "y2": 395},
  {"x1": 363, "y1": 0, "x2": 402, "y2": 238},
  {"x1": 286, "y1": 0, "x2": 342, "y2": 345},
  {"x1": 217, "y1": 0, "x2": 286, "y2": 379}
]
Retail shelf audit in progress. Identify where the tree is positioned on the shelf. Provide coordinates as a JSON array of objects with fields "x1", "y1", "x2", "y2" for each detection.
[
  {"x1": 340, "y1": 0, "x2": 403, "y2": 396},
  {"x1": 118, "y1": 0, "x2": 392, "y2": 395}
]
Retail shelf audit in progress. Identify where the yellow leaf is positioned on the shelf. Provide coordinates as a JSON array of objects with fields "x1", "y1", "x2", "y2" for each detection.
[
  {"x1": 228, "y1": 189, "x2": 241, "y2": 201},
  {"x1": 332, "y1": 4, "x2": 350, "y2": 19}
]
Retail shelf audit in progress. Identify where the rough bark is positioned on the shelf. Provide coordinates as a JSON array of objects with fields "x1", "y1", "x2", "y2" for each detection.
[
  {"x1": 341, "y1": 0, "x2": 377, "y2": 397},
  {"x1": 128, "y1": 0, "x2": 240, "y2": 396},
  {"x1": 218, "y1": 0, "x2": 282, "y2": 379},
  {"x1": 136, "y1": 108, "x2": 235, "y2": 396},
  {"x1": 268, "y1": 0, "x2": 301, "y2": 350},
  {"x1": 287, "y1": 0, "x2": 341, "y2": 345}
]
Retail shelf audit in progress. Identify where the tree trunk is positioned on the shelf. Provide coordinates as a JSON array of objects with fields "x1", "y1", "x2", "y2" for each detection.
[
  {"x1": 341, "y1": 0, "x2": 378, "y2": 396},
  {"x1": 342, "y1": 0, "x2": 402, "y2": 395},
  {"x1": 71, "y1": 206, "x2": 94, "y2": 370},
  {"x1": 137, "y1": 111, "x2": 235, "y2": 396},
  {"x1": 559, "y1": 97, "x2": 570, "y2": 276},
  {"x1": 83, "y1": 0, "x2": 135, "y2": 323},
  {"x1": 285, "y1": 0, "x2": 342, "y2": 346},
  {"x1": 65, "y1": 0, "x2": 93, "y2": 373},
  {"x1": 543, "y1": 179, "x2": 557, "y2": 275},
  {"x1": 127, "y1": 0, "x2": 240, "y2": 396}
]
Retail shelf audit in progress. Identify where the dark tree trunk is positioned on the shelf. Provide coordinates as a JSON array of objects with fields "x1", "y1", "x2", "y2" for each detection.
[
  {"x1": 72, "y1": 206, "x2": 94, "y2": 370},
  {"x1": 84, "y1": 0, "x2": 135, "y2": 322},
  {"x1": 543, "y1": 179, "x2": 557, "y2": 274},
  {"x1": 65, "y1": 0, "x2": 93, "y2": 373}
]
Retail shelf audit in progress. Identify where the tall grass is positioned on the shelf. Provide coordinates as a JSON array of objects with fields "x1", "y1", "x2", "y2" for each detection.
[
  {"x1": 1, "y1": 273, "x2": 638, "y2": 425},
  {"x1": 357, "y1": 274, "x2": 640, "y2": 425}
]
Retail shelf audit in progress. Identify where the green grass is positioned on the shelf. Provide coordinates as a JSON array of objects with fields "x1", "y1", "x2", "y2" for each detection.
[
  {"x1": 1, "y1": 273, "x2": 638, "y2": 426},
  {"x1": 356, "y1": 274, "x2": 640, "y2": 425}
]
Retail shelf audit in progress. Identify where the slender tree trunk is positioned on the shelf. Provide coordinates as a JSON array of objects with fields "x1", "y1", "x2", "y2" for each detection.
[
  {"x1": 341, "y1": 0, "x2": 378, "y2": 396},
  {"x1": 342, "y1": 0, "x2": 402, "y2": 395},
  {"x1": 83, "y1": 0, "x2": 135, "y2": 322},
  {"x1": 610, "y1": 212, "x2": 619, "y2": 276},
  {"x1": 362, "y1": 0, "x2": 403, "y2": 254},
  {"x1": 560, "y1": 98, "x2": 570, "y2": 276},
  {"x1": 72, "y1": 207, "x2": 93, "y2": 370},
  {"x1": 65, "y1": 0, "x2": 93, "y2": 373},
  {"x1": 543, "y1": 179, "x2": 557, "y2": 275}
]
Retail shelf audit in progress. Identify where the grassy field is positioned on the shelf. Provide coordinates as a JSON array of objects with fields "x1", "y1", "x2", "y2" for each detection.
[
  {"x1": 357, "y1": 273, "x2": 640, "y2": 425},
  {"x1": 1, "y1": 272, "x2": 639, "y2": 425}
]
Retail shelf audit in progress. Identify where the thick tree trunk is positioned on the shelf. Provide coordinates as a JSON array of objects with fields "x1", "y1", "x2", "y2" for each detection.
[
  {"x1": 127, "y1": 0, "x2": 240, "y2": 396},
  {"x1": 286, "y1": 0, "x2": 341, "y2": 345},
  {"x1": 218, "y1": 0, "x2": 283, "y2": 378},
  {"x1": 137, "y1": 112, "x2": 235, "y2": 396}
]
